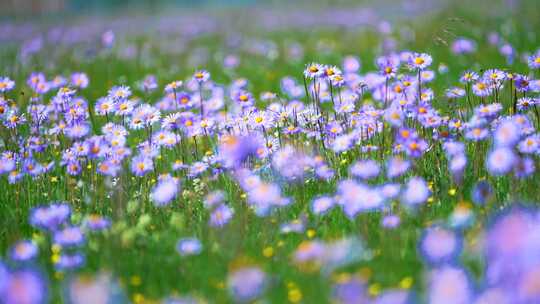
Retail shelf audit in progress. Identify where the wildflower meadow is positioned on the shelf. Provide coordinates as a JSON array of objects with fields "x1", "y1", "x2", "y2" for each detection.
[{"x1": 1, "y1": 0, "x2": 540, "y2": 303}]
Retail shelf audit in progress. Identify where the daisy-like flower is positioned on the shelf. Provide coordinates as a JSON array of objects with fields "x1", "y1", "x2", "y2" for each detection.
[
  {"x1": 349, "y1": 159, "x2": 380, "y2": 180},
  {"x1": 419, "y1": 227, "x2": 461, "y2": 264},
  {"x1": 228, "y1": 267, "x2": 267, "y2": 303},
  {"x1": 323, "y1": 65, "x2": 342, "y2": 79},
  {"x1": 338, "y1": 180, "x2": 385, "y2": 217},
  {"x1": 192, "y1": 70, "x2": 210, "y2": 83},
  {"x1": 514, "y1": 74, "x2": 530, "y2": 92},
  {"x1": 486, "y1": 147, "x2": 516, "y2": 176},
  {"x1": 165, "y1": 80, "x2": 183, "y2": 93},
  {"x1": 140, "y1": 74, "x2": 158, "y2": 92},
  {"x1": 451, "y1": 38, "x2": 477, "y2": 54},
  {"x1": 130, "y1": 155, "x2": 153, "y2": 177},
  {"x1": 83, "y1": 214, "x2": 111, "y2": 232},
  {"x1": 377, "y1": 55, "x2": 400, "y2": 78},
  {"x1": 404, "y1": 138, "x2": 428, "y2": 158},
  {"x1": 381, "y1": 214, "x2": 401, "y2": 229},
  {"x1": 401, "y1": 177, "x2": 430, "y2": 206},
  {"x1": 176, "y1": 238, "x2": 202, "y2": 256},
  {"x1": 408, "y1": 52, "x2": 432, "y2": 70},
  {"x1": 3, "y1": 111, "x2": 26, "y2": 129},
  {"x1": 518, "y1": 134, "x2": 540, "y2": 154},
  {"x1": 107, "y1": 85, "x2": 131, "y2": 102},
  {"x1": 10, "y1": 240, "x2": 39, "y2": 262},
  {"x1": 55, "y1": 253, "x2": 85, "y2": 271},
  {"x1": 249, "y1": 110, "x2": 274, "y2": 129},
  {"x1": 311, "y1": 196, "x2": 335, "y2": 216},
  {"x1": 465, "y1": 127, "x2": 489, "y2": 141},
  {"x1": 53, "y1": 226, "x2": 85, "y2": 248},
  {"x1": 209, "y1": 204, "x2": 234, "y2": 227},
  {"x1": 188, "y1": 161, "x2": 208, "y2": 177},
  {"x1": 233, "y1": 90, "x2": 255, "y2": 107},
  {"x1": 150, "y1": 177, "x2": 179, "y2": 207},
  {"x1": 494, "y1": 120, "x2": 520, "y2": 147},
  {"x1": 527, "y1": 50, "x2": 540, "y2": 69},
  {"x1": 428, "y1": 266, "x2": 472, "y2": 304},
  {"x1": 71, "y1": 72, "x2": 89, "y2": 89},
  {"x1": 304, "y1": 63, "x2": 325, "y2": 79},
  {"x1": 460, "y1": 70, "x2": 479, "y2": 83},
  {"x1": 472, "y1": 81, "x2": 492, "y2": 97},
  {"x1": 445, "y1": 87, "x2": 466, "y2": 99},
  {"x1": 483, "y1": 69, "x2": 506, "y2": 84},
  {"x1": 30, "y1": 203, "x2": 71, "y2": 231},
  {"x1": 0, "y1": 77, "x2": 15, "y2": 93},
  {"x1": 517, "y1": 97, "x2": 535, "y2": 111},
  {"x1": 2, "y1": 269, "x2": 48, "y2": 304},
  {"x1": 95, "y1": 97, "x2": 116, "y2": 116}
]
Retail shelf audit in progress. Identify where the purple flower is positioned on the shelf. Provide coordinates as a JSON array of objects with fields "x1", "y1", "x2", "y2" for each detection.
[
  {"x1": 30, "y1": 203, "x2": 71, "y2": 231},
  {"x1": 451, "y1": 38, "x2": 476, "y2": 54},
  {"x1": 527, "y1": 50, "x2": 540, "y2": 69},
  {"x1": 386, "y1": 156, "x2": 410, "y2": 178},
  {"x1": 338, "y1": 180, "x2": 385, "y2": 217},
  {"x1": 192, "y1": 70, "x2": 210, "y2": 83},
  {"x1": 486, "y1": 147, "x2": 516, "y2": 176},
  {"x1": 401, "y1": 177, "x2": 430, "y2": 206},
  {"x1": 130, "y1": 155, "x2": 153, "y2": 177},
  {"x1": 55, "y1": 253, "x2": 85, "y2": 271},
  {"x1": 419, "y1": 227, "x2": 461, "y2": 264},
  {"x1": 0, "y1": 77, "x2": 15, "y2": 93},
  {"x1": 381, "y1": 214, "x2": 401, "y2": 229},
  {"x1": 176, "y1": 238, "x2": 202, "y2": 256},
  {"x1": 83, "y1": 214, "x2": 111, "y2": 232},
  {"x1": 10, "y1": 240, "x2": 39, "y2": 262},
  {"x1": 428, "y1": 266, "x2": 472, "y2": 304},
  {"x1": 228, "y1": 267, "x2": 267, "y2": 302},
  {"x1": 494, "y1": 120, "x2": 520, "y2": 147},
  {"x1": 209, "y1": 204, "x2": 234, "y2": 227},
  {"x1": 471, "y1": 181, "x2": 493, "y2": 205},
  {"x1": 71, "y1": 72, "x2": 89, "y2": 89},
  {"x1": 53, "y1": 226, "x2": 85, "y2": 248},
  {"x1": 1, "y1": 269, "x2": 48, "y2": 304},
  {"x1": 408, "y1": 53, "x2": 432, "y2": 70},
  {"x1": 312, "y1": 196, "x2": 335, "y2": 216},
  {"x1": 150, "y1": 177, "x2": 179, "y2": 207},
  {"x1": 349, "y1": 159, "x2": 380, "y2": 180}
]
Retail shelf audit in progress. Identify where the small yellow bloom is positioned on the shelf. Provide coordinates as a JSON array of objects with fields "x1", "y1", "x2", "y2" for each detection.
[
  {"x1": 448, "y1": 188, "x2": 457, "y2": 196},
  {"x1": 263, "y1": 247, "x2": 274, "y2": 258},
  {"x1": 399, "y1": 276, "x2": 413, "y2": 289},
  {"x1": 306, "y1": 229, "x2": 316, "y2": 238},
  {"x1": 427, "y1": 197, "x2": 434, "y2": 203},
  {"x1": 288, "y1": 288, "x2": 302, "y2": 303},
  {"x1": 133, "y1": 293, "x2": 144, "y2": 304},
  {"x1": 51, "y1": 254, "x2": 60, "y2": 264},
  {"x1": 277, "y1": 240, "x2": 285, "y2": 247},
  {"x1": 51, "y1": 244, "x2": 61, "y2": 254},
  {"x1": 368, "y1": 283, "x2": 381, "y2": 296}
]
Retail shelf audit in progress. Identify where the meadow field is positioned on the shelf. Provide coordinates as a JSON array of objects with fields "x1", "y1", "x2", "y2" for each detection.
[{"x1": 1, "y1": 0, "x2": 540, "y2": 302}]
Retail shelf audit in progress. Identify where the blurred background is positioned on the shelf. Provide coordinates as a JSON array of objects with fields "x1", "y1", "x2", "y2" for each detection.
[{"x1": 0, "y1": 0, "x2": 528, "y2": 18}]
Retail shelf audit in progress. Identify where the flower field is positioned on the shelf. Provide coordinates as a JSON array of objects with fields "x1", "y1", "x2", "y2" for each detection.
[{"x1": 1, "y1": 0, "x2": 540, "y2": 303}]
